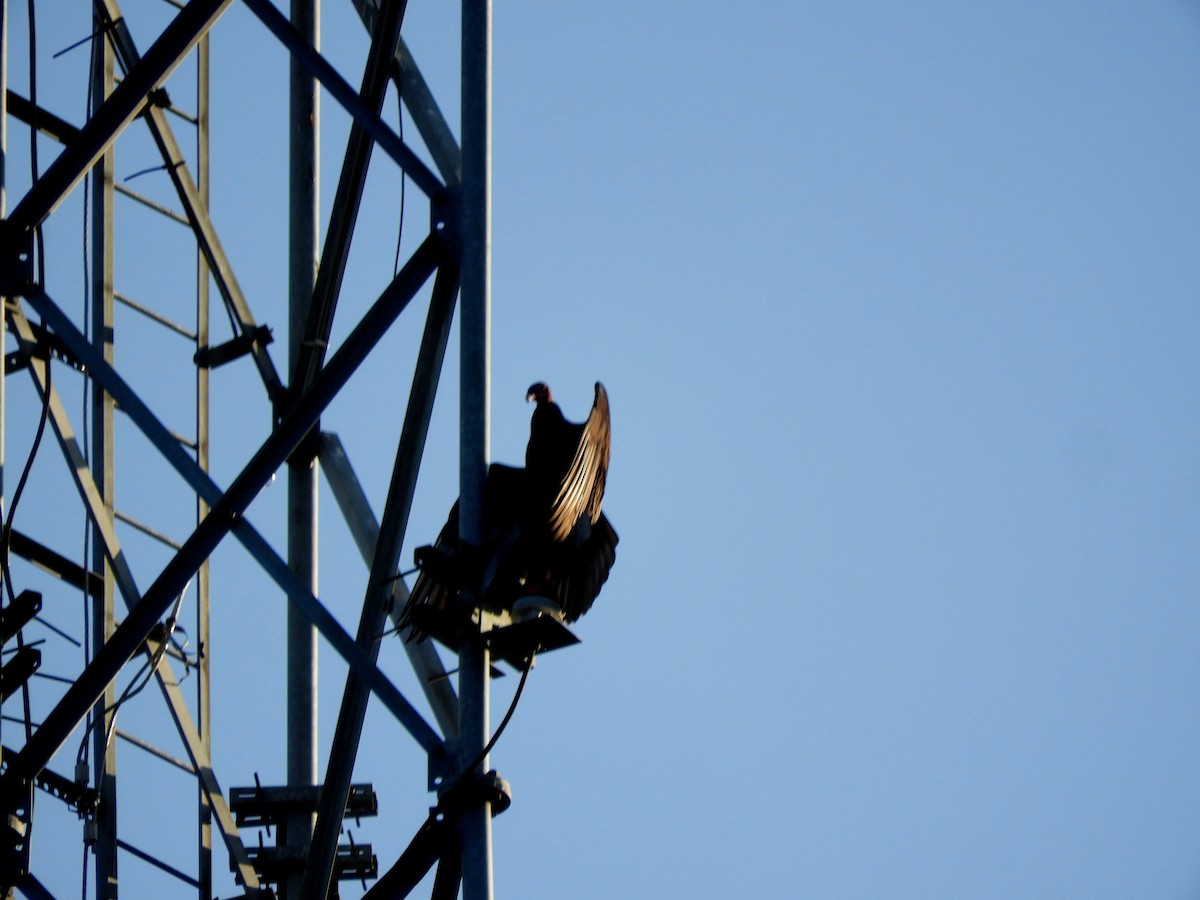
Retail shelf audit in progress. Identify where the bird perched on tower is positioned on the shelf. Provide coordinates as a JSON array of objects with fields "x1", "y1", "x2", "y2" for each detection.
[{"x1": 401, "y1": 382, "x2": 617, "y2": 638}]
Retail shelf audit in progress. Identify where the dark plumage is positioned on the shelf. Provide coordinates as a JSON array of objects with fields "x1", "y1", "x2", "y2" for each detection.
[{"x1": 402, "y1": 382, "x2": 617, "y2": 637}]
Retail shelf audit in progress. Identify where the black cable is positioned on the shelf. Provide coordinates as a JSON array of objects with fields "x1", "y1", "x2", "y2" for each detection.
[
  {"x1": 436, "y1": 655, "x2": 533, "y2": 813},
  {"x1": 2, "y1": 352, "x2": 52, "y2": 606},
  {"x1": 32, "y1": 614, "x2": 80, "y2": 647},
  {"x1": 27, "y1": 0, "x2": 45, "y2": 287},
  {"x1": 392, "y1": 89, "x2": 406, "y2": 276},
  {"x1": 467, "y1": 657, "x2": 531, "y2": 779},
  {"x1": 9, "y1": 0, "x2": 45, "y2": 818},
  {"x1": 2, "y1": 350, "x2": 53, "y2": 744},
  {"x1": 2, "y1": 639, "x2": 43, "y2": 655},
  {"x1": 76, "y1": 583, "x2": 190, "y2": 769},
  {"x1": 382, "y1": 566, "x2": 420, "y2": 585},
  {"x1": 81, "y1": 11, "x2": 97, "y2": 793},
  {"x1": 0, "y1": 714, "x2": 40, "y2": 728},
  {"x1": 372, "y1": 656, "x2": 533, "y2": 895},
  {"x1": 122, "y1": 163, "x2": 170, "y2": 182}
]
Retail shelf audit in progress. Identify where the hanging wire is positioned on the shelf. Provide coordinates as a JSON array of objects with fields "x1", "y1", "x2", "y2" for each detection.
[
  {"x1": 1, "y1": 348, "x2": 54, "y2": 744},
  {"x1": 388, "y1": 654, "x2": 534, "y2": 878},
  {"x1": 51, "y1": 16, "x2": 114, "y2": 61},
  {"x1": 435, "y1": 657, "x2": 533, "y2": 808},
  {"x1": 462, "y1": 656, "x2": 531, "y2": 783},
  {"x1": 1, "y1": 714, "x2": 41, "y2": 728},
  {"x1": 122, "y1": 162, "x2": 171, "y2": 182},
  {"x1": 2, "y1": 638, "x2": 44, "y2": 655},
  {"x1": 3, "y1": 0, "x2": 52, "y2": 811},
  {"x1": 80, "y1": 8, "x2": 98, "y2": 787},
  {"x1": 2, "y1": 0, "x2": 55, "y2": 611},
  {"x1": 75, "y1": 580, "x2": 193, "y2": 774},
  {"x1": 392, "y1": 88, "x2": 407, "y2": 277},
  {"x1": 80, "y1": 840, "x2": 90, "y2": 900},
  {"x1": 32, "y1": 615, "x2": 80, "y2": 648},
  {"x1": 27, "y1": 0, "x2": 45, "y2": 288}
]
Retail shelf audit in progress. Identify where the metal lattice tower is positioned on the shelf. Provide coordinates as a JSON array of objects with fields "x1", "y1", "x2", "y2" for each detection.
[{"x1": 0, "y1": 0, "x2": 503, "y2": 896}]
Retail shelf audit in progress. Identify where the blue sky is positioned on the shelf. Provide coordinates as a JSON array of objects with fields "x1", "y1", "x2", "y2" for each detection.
[{"x1": 4, "y1": 1, "x2": 1200, "y2": 897}]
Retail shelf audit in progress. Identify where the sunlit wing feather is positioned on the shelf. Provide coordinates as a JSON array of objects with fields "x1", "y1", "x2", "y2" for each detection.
[
  {"x1": 400, "y1": 511, "x2": 459, "y2": 637},
  {"x1": 404, "y1": 384, "x2": 616, "y2": 640},
  {"x1": 548, "y1": 383, "x2": 611, "y2": 542}
]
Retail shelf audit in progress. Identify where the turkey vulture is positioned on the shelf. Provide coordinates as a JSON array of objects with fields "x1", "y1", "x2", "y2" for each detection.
[{"x1": 401, "y1": 382, "x2": 617, "y2": 639}]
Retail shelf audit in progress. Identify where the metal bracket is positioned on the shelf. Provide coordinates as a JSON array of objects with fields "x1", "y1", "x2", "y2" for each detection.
[
  {"x1": 194, "y1": 324, "x2": 274, "y2": 369},
  {"x1": 0, "y1": 648, "x2": 41, "y2": 703},
  {"x1": 229, "y1": 783, "x2": 377, "y2": 828},
  {"x1": 2, "y1": 321, "x2": 85, "y2": 375},
  {"x1": 0, "y1": 779, "x2": 34, "y2": 893},
  {"x1": 0, "y1": 748, "x2": 100, "y2": 815},
  {"x1": 240, "y1": 841, "x2": 377, "y2": 885},
  {"x1": 0, "y1": 225, "x2": 36, "y2": 297},
  {"x1": 486, "y1": 613, "x2": 580, "y2": 670},
  {"x1": 229, "y1": 783, "x2": 378, "y2": 886},
  {"x1": 0, "y1": 590, "x2": 42, "y2": 643},
  {"x1": 436, "y1": 769, "x2": 512, "y2": 819}
]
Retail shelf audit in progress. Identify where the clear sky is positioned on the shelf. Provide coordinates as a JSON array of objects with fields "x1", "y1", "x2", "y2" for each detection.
[{"x1": 4, "y1": 1, "x2": 1200, "y2": 898}]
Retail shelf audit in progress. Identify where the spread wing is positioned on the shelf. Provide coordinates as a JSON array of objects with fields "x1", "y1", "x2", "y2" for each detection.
[
  {"x1": 557, "y1": 512, "x2": 619, "y2": 622},
  {"x1": 547, "y1": 382, "x2": 611, "y2": 543},
  {"x1": 404, "y1": 385, "x2": 615, "y2": 640}
]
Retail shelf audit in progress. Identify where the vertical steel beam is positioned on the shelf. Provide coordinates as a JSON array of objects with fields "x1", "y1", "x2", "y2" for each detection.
[
  {"x1": 242, "y1": 0, "x2": 441, "y2": 197},
  {"x1": 5, "y1": 0, "x2": 234, "y2": 233},
  {"x1": 301, "y1": 261, "x2": 459, "y2": 900},
  {"x1": 94, "y1": 0, "x2": 284, "y2": 402},
  {"x1": 348, "y1": 0, "x2": 462, "y2": 186},
  {"x1": 88, "y1": 28, "x2": 119, "y2": 899},
  {"x1": 22, "y1": 287, "x2": 443, "y2": 753},
  {"x1": 194, "y1": 23, "x2": 214, "y2": 900},
  {"x1": 459, "y1": 0, "x2": 493, "y2": 896},
  {"x1": 291, "y1": 0, "x2": 408, "y2": 397},
  {"x1": 4, "y1": 268, "x2": 439, "y2": 892},
  {"x1": 393, "y1": 37, "x2": 462, "y2": 186},
  {"x1": 287, "y1": 1, "x2": 320, "y2": 897},
  {"x1": 0, "y1": 0, "x2": 5, "y2": 219},
  {"x1": 317, "y1": 434, "x2": 460, "y2": 739},
  {"x1": 7, "y1": 307, "x2": 264, "y2": 893},
  {"x1": 1, "y1": 237, "x2": 443, "y2": 794},
  {"x1": 0, "y1": 0, "x2": 7, "y2": 792}
]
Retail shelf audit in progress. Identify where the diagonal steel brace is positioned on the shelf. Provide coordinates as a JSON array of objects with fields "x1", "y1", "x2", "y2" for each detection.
[
  {"x1": 93, "y1": 0, "x2": 285, "y2": 401},
  {"x1": 5, "y1": 0, "x2": 235, "y2": 234},
  {"x1": 242, "y1": 0, "x2": 444, "y2": 198},
  {"x1": 21, "y1": 279, "x2": 445, "y2": 757},
  {"x1": 3, "y1": 234, "x2": 447, "y2": 793},
  {"x1": 6, "y1": 307, "x2": 264, "y2": 893}
]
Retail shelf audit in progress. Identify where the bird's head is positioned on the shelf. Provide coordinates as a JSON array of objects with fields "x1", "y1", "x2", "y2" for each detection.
[{"x1": 526, "y1": 382, "x2": 552, "y2": 404}]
